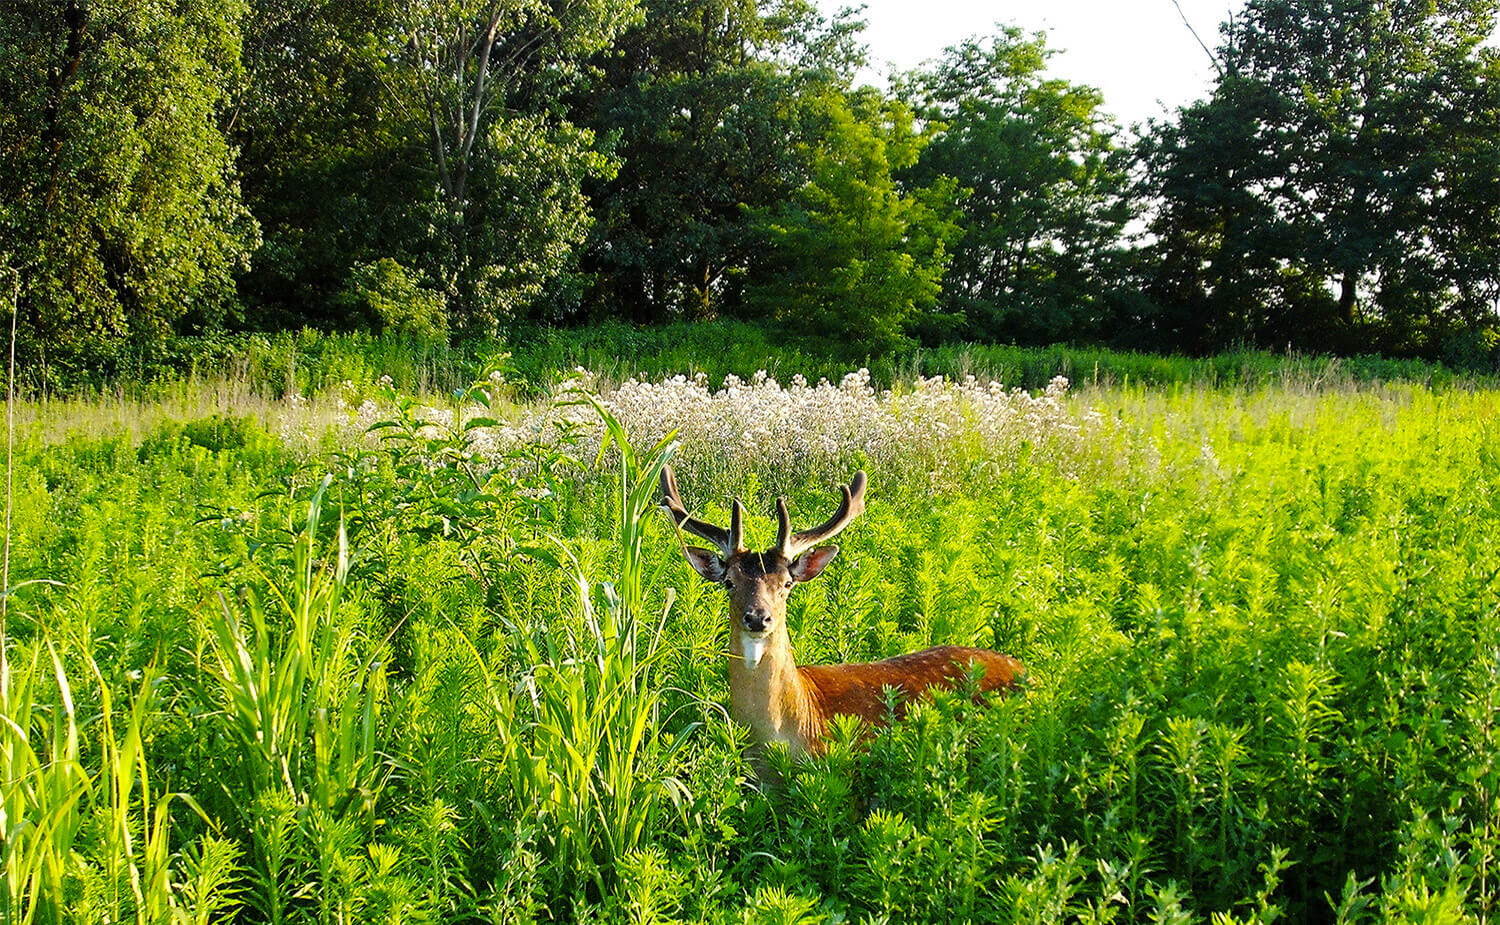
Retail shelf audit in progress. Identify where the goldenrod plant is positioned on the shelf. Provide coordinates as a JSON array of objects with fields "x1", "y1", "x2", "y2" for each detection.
[{"x1": 3, "y1": 352, "x2": 1500, "y2": 921}]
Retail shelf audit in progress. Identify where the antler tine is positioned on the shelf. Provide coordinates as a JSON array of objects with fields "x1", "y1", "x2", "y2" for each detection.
[
  {"x1": 660, "y1": 465, "x2": 734, "y2": 557},
  {"x1": 778, "y1": 471, "x2": 868, "y2": 559},
  {"x1": 729, "y1": 499, "x2": 746, "y2": 553},
  {"x1": 774, "y1": 497, "x2": 792, "y2": 556}
]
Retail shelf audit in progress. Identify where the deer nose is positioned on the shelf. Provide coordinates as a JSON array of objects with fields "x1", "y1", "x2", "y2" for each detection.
[{"x1": 743, "y1": 608, "x2": 770, "y2": 633}]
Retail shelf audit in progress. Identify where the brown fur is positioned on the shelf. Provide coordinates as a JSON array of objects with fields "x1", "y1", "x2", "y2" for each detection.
[
  {"x1": 802, "y1": 646, "x2": 1023, "y2": 725},
  {"x1": 714, "y1": 552, "x2": 1024, "y2": 758}
]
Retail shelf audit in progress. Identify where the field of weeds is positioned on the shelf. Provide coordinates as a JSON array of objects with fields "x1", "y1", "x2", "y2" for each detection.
[{"x1": 5, "y1": 358, "x2": 1500, "y2": 923}]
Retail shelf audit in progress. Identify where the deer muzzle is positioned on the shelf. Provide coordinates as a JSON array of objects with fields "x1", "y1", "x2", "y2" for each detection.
[{"x1": 743, "y1": 606, "x2": 771, "y2": 633}]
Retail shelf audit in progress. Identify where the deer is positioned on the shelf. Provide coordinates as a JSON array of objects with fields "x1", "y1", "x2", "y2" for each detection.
[{"x1": 660, "y1": 466, "x2": 1024, "y2": 759}]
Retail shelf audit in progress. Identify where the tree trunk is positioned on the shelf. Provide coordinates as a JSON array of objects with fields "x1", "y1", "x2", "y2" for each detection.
[
  {"x1": 1338, "y1": 270, "x2": 1358, "y2": 325},
  {"x1": 694, "y1": 258, "x2": 714, "y2": 319},
  {"x1": 43, "y1": 0, "x2": 88, "y2": 212}
]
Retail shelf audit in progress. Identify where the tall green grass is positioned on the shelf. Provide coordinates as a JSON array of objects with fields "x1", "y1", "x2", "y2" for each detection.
[
  {"x1": 18, "y1": 322, "x2": 1480, "y2": 400},
  {"x1": 4, "y1": 371, "x2": 1500, "y2": 921},
  {"x1": 1, "y1": 642, "x2": 240, "y2": 923}
]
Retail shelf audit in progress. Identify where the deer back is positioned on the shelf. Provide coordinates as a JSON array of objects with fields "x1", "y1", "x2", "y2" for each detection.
[{"x1": 800, "y1": 645, "x2": 1024, "y2": 731}]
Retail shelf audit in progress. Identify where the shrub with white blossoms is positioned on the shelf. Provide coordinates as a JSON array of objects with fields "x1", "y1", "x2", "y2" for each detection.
[
  {"x1": 449, "y1": 368, "x2": 1097, "y2": 485},
  {"x1": 331, "y1": 367, "x2": 1098, "y2": 492}
]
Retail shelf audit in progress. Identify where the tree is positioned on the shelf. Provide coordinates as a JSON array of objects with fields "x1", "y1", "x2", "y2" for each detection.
[
  {"x1": 572, "y1": 0, "x2": 863, "y2": 321},
  {"x1": 745, "y1": 88, "x2": 961, "y2": 355},
  {"x1": 1140, "y1": 0, "x2": 1500, "y2": 357},
  {"x1": 0, "y1": 0, "x2": 257, "y2": 356},
  {"x1": 900, "y1": 29, "x2": 1133, "y2": 344},
  {"x1": 387, "y1": 0, "x2": 640, "y2": 332},
  {"x1": 236, "y1": 0, "x2": 640, "y2": 335},
  {"x1": 234, "y1": 0, "x2": 425, "y2": 331}
]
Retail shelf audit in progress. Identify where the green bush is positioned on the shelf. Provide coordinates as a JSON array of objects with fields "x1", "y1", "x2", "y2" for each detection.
[
  {"x1": 19, "y1": 321, "x2": 1488, "y2": 399},
  {"x1": 340, "y1": 258, "x2": 448, "y2": 344},
  {"x1": 137, "y1": 414, "x2": 281, "y2": 468}
]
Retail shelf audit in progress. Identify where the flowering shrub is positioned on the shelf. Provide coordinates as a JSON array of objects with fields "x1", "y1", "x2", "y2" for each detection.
[
  {"x1": 326, "y1": 367, "x2": 1098, "y2": 493},
  {"x1": 505, "y1": 369, "x2": 1095, "y2": 487}
]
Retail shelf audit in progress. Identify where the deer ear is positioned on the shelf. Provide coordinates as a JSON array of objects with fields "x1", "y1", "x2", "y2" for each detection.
[
  {"x1": 683, "y1": 547, "x2": 727, "y2": 582},
  {"x1": 789, "y1": 545, "x2": 839, "y2": 582}
]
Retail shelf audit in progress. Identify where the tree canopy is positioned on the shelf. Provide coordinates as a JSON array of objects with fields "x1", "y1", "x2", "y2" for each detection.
[
  {"x1": 899, "y1": 29, "x2": 1134, "y2": 345},
  {"x1": 746, "y1": 87, "x2": 960, "y2": 355},
  {"x1": 1140, "y1": 0, "x2": 1500, "y2": 359},
  {"x1": 572, "y1": 0, "x2": 863, "y2": 322},
  {"x1": 3, "y1": 0, "x2": 1499, "y2": 368},
  {"x1": 1, "y1": 0, "x2": 257, "y2": 353}
]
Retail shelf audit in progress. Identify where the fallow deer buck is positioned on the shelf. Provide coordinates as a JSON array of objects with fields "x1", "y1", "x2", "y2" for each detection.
[{"x1": 660, "y1": 466, "x2": 1024, "y2": 758}]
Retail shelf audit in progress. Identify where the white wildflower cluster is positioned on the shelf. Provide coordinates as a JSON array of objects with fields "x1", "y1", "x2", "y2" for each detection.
[
  {"x1": 273, "y1": 390, "x2": 388, "y2": 446},
  {"x1": 268, "y1": 368, "x2": 1097, "y2": 480},
  {"x1": 480, "y1": 368, "x2": 1096, "y2": 475},
  {"x1": 346, "y1": 399, "x2": 385, "y2": 432},
  {"x1": 274, "y1": 392, "x2": 310, "y2": 443}
]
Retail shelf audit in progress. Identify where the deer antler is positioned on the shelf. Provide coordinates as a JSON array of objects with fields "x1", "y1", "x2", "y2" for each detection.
[
  {"x1": 660, "y1": 465, "x2": 745, "y2": 557},
  {"x1": 775, "y1": 471, "x2": 867, "y2": 560}
]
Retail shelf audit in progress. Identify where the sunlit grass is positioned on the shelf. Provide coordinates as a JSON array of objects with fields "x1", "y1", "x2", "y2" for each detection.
[{"x1": 4, "y1": 359, "x2": 1499, "y2": 921}]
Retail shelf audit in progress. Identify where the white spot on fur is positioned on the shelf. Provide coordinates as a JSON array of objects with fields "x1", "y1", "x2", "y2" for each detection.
[{"x1": 742, "y1": 635, "x2": 768, "y2": 670}]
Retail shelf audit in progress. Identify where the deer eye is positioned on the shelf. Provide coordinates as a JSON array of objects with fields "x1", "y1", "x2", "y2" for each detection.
[{"x1": 784, "y1": 579, "x2": 794, "y2": 589}]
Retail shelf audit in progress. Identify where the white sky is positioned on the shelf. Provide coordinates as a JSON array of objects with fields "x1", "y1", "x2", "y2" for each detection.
[{"x1": 825, "y1": 0, "x2": 1246, "y2": 128}]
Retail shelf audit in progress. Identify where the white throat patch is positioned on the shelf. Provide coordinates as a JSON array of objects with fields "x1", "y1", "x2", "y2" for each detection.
[{"x1": 741, "y1": 634, "x2": 769, "y2": 670}]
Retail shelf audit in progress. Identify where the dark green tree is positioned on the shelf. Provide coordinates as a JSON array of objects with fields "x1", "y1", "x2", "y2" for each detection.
[
  {"x1": 745, "y1": 87, "x2": 961, "y2": 355},
  {"x1": 0, "y1": 0, "x2": 257, "y2": 355},
  {"x1": 390, "y1": 0, "x2": 639, "y2": 332},
  {"x1": 899, "y1": 29, "x2": 1133, "y2": 344},
  {"x1": 573, "y1": 0, "x2": 863, "y2": 321},
  {"x1": 235, "y1": 0, "x2": 638, "y2": 335},
  {"x1": 234, "y1": 0, "x2": 423, "y2": 330},
  {"x1": 1140, "y1": 0, "x2": 1500, "y2": 358}
]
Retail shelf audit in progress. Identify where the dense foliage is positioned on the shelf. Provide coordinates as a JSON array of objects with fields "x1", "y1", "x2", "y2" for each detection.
[
  {"x1": 897, "y1": 29, "x2": 1134, "y2": 345},
  {"x1": 1139, "y1": 0, "x2": 1500, "y2": 360},
  {"x1": 745, "y1": 88, "x2": 961, "y2": 355},
  {"x1": 6, "y1": 360, "x2": 1500, "y2": 921},
  {"x1": 233, "y1": 0, "x2": 635, "y2": 334},
  {"x1": 572, "y1": 0, "x2": 859, "y2": 322},
  {"x1": 10, "y1": 323, "x2": 1481, "y2": 400},
  {"x1": 0, "y1": 0, "x2": 257, "y2": 346},
  {"x1": 3, "y1": 0, "x2": 1499, "y2": 371}
]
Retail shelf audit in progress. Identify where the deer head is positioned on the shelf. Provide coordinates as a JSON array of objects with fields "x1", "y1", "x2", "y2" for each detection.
[{"x1": 660, "y1": 466, "x2": 867, "y2": 669}]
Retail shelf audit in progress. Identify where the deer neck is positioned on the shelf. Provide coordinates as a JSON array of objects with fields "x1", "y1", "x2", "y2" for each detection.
[{"x1": 727, "y1": 624, "x2": 821, "y2": 752}]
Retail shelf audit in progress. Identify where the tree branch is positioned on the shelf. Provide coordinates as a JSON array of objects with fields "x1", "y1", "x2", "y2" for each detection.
[{"x1": 1170, "y1": 0, "x2": 1224, "y2": 79}]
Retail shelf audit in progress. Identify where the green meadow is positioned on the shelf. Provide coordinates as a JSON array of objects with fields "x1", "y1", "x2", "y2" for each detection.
[{"x1": 5, "y1": 340, "x2": 1499, "y2": 923}]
